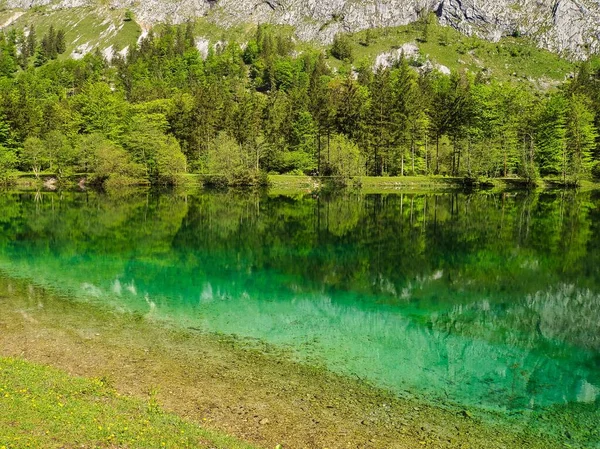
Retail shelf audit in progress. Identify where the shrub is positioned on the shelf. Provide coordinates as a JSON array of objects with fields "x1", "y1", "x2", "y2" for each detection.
[{"x1": 331, "y1": 34, "x2": 353, "y2": 62}]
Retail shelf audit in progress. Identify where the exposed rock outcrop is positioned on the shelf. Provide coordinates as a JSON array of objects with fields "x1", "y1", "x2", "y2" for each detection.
[{"x1": 3, "y1": 0, "x2": 600, "y2": 58}]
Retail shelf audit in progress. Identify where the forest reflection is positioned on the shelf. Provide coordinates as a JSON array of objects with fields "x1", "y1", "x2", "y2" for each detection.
[{"x1": 0, "y1": 189, "x2": 599, "y2": 413}]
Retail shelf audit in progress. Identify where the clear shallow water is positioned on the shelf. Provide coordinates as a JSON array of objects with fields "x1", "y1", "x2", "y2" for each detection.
[{"x1": 0, "y1": 190, "x2": 599, "y2": 428}]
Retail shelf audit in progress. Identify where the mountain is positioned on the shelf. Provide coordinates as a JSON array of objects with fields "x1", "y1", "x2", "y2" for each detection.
[{"x1": 2, "y1": 0, "x2": 600, "y2": 59}]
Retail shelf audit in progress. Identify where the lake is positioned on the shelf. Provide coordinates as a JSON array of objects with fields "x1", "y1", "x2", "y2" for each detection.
[{"x1": 0, "y1": 189, "x2": 599, "y2": 446}]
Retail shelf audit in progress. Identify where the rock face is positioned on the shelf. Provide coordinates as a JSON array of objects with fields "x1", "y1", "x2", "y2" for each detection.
[{"x1": 4, "y1": 0, "x2": 600, "y2": 58}]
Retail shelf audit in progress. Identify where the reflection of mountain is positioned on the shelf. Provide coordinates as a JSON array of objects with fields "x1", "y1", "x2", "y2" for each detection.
[
  {"x1": 0, "y1": 190, "x2": 599, "y2": 417},
  {"x1": 528, "y1": 285, "x2": 600, "y2": 351},
  {"x1": 429, "y1": 284, "x2": 600, "y2": 352}
]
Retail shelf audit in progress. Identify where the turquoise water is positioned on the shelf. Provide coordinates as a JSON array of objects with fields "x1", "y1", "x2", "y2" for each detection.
[{"x1": 0, "y1": 190, "x2": 599, "y2": 437}]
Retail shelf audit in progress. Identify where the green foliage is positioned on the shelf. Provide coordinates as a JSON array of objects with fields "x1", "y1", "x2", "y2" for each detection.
[
  {"x1": 592, "y1": 161, "x2": 600, "y2": 180},
  {"x1": 0, "y1": 145, "x2": 17, "y2": 182},
  {"x1": 44, "y1": 130, "x2": 78, "y2": 179},
  {"x1": 206, "y1": 131, "x2": 264, "y2": 186},
  {"x1": 76, "y1": 82, "x2": 127, "y2": 140},
  {"x1": 0, "y1": 22, "x2": 599, "y2": 187},
  {"x1": 565, "y1": 93, "x2": 597, "y2": 182},
  {"x1": 326, "y1": 134, "x2": 364, "y2": 179},
  {"x1": 0, "y1": 32, "x2": 18, "y2": 77},
  {"x1": 535, "y1": 95, "x2": 566, "y2": 177},
  {"x1": 331, "y1": 33, "x2": 353, "y2": 62},
  {"x1": 154, "y1": 135, "x2": 187, "y2": 185},
  {"x1": 21, "y1": 136, "x2": 48, "y2": 177},
  {"x1": 84, "y1": 133, "x2": 145, "y2": 187},
  {"x1": 121, "y1": 112, "x2": 187, "y2": 184},
  {"x1": 39, "y1": 25, "x2": 67, "y2": 61},
  {"x1": 289, "y1": 111, "x2": 317, "y2": 173}
]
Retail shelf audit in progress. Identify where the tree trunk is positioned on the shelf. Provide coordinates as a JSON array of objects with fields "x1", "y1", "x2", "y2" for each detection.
[
  {"x1": 411, "y1": 138, "x2": 415, "y2": 175},
  {"x1": 503, "y1": 145, "x2": 507, "y2": 178},
  {"x1": 374, "y1": 140, "x2": 379, "y2": 176},
  {"x1": 401, "y1": 150, "x2": 404, "y2": 176},
  {"x1": 562, "y1": 142, "x2": 567, "y2": 184},
  {"x1": 317, "y1": 130, "x2": 321, "y2": 175},
  {"x1": 467, "y1": 138, "x2": 471, "y2": 177},
  {"x1": 425, "y1": 134, "x2": 428, "y2": 174},
  {"x1": 435, "y1": 134, "x2": 440, "y2": 174}
]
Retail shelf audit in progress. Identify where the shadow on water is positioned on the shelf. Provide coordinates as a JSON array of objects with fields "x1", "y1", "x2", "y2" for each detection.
[{"x1": 0, "y1": 188, "x2": 599, "y2": 441}]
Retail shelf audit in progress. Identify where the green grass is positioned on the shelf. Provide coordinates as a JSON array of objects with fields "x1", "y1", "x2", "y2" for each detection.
[
  {"x1": 344, "y1": 19, "x2": 574, "y2": 86},
  {"x1": 4, "y1": 5, "x2": 575, "y2": 88},
  {"x1": 193, "y1": 17, "x2": 256, "y2": 44},
  {"x1": 9, "y1": 6, "x2": 141, "y2": 56},
  {"x1": 0, "y1": 356, "x2": 258, "y2": 449}
]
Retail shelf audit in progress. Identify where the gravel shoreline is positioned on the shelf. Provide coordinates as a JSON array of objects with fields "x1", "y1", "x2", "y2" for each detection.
[{"x1": 0, "y1": 276, "x2": 594, "y2": 448}]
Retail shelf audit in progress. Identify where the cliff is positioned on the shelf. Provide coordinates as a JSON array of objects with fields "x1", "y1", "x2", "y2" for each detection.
[{"x1": 2, "y1": 0, "x2": 600, "y2": 58}]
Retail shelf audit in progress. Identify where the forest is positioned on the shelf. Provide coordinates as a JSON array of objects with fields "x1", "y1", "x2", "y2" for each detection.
[{"x1": 1, "y1": 21, "x2": 600, "y2": 187}]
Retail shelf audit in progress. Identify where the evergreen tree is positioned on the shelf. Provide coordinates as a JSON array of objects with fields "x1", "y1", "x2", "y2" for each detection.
[
  {"x1": 565, "y1": 93, "x2": 597, "y2": 183},
  {"x1": 536, "y1": 95, "x2": 567, "y2": 177},
  {"x1": 331, "y1": 34, "x2": 353, "y2": 62},
  {"x1": 26, "y1": 25, "x2": 37, "y2": 58},
  {"x1": 55, "y1": 29, "x2": 67, "y2": 55}
]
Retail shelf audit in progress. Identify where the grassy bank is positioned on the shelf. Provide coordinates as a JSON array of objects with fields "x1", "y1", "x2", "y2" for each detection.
[
  {"x1": 0, "y1": 357, "x2": 256, "y2": 449},
  {"x1": 269, "y1": 174, "x2": 600, "y2": 193},
  {"x1": 10, "y1": 172, "x2": 600, "y2": 194}
]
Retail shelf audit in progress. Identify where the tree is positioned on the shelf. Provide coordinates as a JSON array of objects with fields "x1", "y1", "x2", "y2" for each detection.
[
  {"x1": 288, "y1": 110, "x2": 317, "y2": 173},
  {"x1": 87, "y1": 135, "x2": 145, "y2": 187},
  {"x1": 26, "y1": 26, "x2": 37, "y2": 58},
  {"x1": 565, "y1": 93, "x2": 597, "y2": 183},
  {"x1": 207, "y1": 131, "x2": 244, "y2": 175},
  {"x1": 0, "y1": 145, "x2": 17, "y2": 182},
  {"x1": 366, "y1": 66, "x2": 394, "y2": 175},
  {"x1": 41, "y1": 25, "x2": 58, "y2": 60},
  {"x1": 469, "y1": 81, "x2": 521, "y2": 178},
  {"x1": 327, "y1": 134, "x2": 364, "y2": 179},
  {"x1": 44, "y1": 130, "x2": 78, "y2": 178},
  {"x1": 122, "y1": 112, "x2": 187, "y2": 183},
  {"x1": 75, "y1": 82, "x2": 128, "y2": 140},
  {"x1": 418, "y1": 11, "x2": 431, "y2": 43},
  {"x1": 230, "y1": 89, "x2": 265, "y2": 171},
  {"x1": 536, "y1": 95, "x2": 567, "y2": 177},
  {"x1": 331, "y1": 34, "x2": 353, "y2": 62},
  {"x1": 22, "y1": 137, "x2": 49, "y2": 178},
  {"x1": 206, "y1": 131, "x2": 262, "y2": 185},
  {"x1": 308, "y1": 54, "x2": 334, "y2": 174},
  {"x1": 0, "y1": 33, "x2": 18, "y2": 77},
  {"x1": 154, "y1": 136, "x2": 187, "y2": 185},
  {"x1": 390, "y1": 58, "x2": 429, "y2": 176},
  {"x1": 55, "y1": 29, "x2": 67, "y2": 55}
]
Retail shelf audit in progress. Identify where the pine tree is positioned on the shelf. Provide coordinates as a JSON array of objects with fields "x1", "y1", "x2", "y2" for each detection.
[
  {"x1": 26, "y1": 25, "x2": 36, "y2": 57},
  {"x1": 55, "y1": 29, "x2": 66, "y2": 55},
  {"x1": 535, "y1": 95, "x2": 567, "y2": 177},
  {"x1": 367, "y1": 66, "x2": 393, "y2": 175},
  {"x1": 565, "y1": 93, "x2": 597, "y2": 183},
  {"x1": 331, "y1": 34, "x2": 353, "y2": 62}
]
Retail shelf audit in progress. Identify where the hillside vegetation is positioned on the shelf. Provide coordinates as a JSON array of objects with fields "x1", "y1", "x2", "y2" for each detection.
[{"x1": 0, "y1": 18, "x2": 599, "y2": 188}]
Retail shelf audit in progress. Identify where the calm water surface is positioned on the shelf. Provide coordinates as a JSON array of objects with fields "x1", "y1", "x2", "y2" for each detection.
[{"x1": 0, "y1": 190, "x2": 599, "y2": 437}]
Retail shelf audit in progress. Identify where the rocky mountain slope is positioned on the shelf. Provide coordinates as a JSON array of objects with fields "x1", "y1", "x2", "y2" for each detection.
[{"x1": 2, "y1": 0, "x2": 600, "y2": 59}]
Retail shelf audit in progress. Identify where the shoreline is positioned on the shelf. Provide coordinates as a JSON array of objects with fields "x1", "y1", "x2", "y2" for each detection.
[
  {"x1": 267, "y1": 175, "x2": 600, "y2": 193},
  {"x1": 0, "y1": 274, "x2": 592, "y2": 448},
  {"x1": 11, "y1": 173, "x2": 600, "y2": 194}
]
